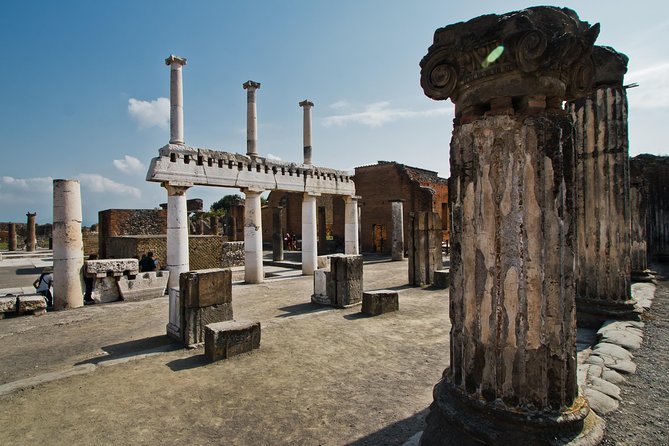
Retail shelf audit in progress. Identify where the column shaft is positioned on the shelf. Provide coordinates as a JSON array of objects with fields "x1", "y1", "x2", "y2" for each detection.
[
  {"x1": 629, "y1": 159, "x2": 648, "y2": 277},
  {"x1": 244, "y1": 190, "x2": 264, "y2": 283},
  {"x1": 165, "y1": 184, "x2": 190, "y2": 338},
  {"x1": 244, "y1": 81, "x2": 261, "y2": 158},
  {"x1": 26, "y1": 213, "x2": 36, "y2": 251},
  {"x1": 302, "y1": 194, "x2": 318, "y2": 274},
  {"x1": 52, "y1": 180, "x2": 84, "y2": 310},
  {"x1": 165, "y1": 56, "x2": 187, "y2": 144},
  {"x1": 8, "y1": 223, "x2": 17, "y2": 251},
  {"x1": 344, "y1": 197, "x2": 359, "y2": 255},
  {"x1": 300, "y1": 100, "x2": 314, "y2": 164},
  {"x1": 391, "y1": 201, "x2": 404, "y2": 260},
  {"x1": 272, "y1": 206, "x2": 284, "y2": 261}
]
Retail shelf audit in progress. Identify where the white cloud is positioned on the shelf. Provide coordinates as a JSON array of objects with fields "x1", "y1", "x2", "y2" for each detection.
[
  {"x1": 78, "y1": 173, "x2": 141, "y2": 198},
  {"x1": 329, "y1": 100, "x2": 351, "y2": 110},
  {"x1": 627, "y1": 61, "x2": 669, "y2": 109},
  {"x1": 266, "y1": 153, "x2": 282, "y2": 161},
  {"x1": 113, "y1": 155, "x2": 145, "y2": 173},
  {"x1": 128, "y1": 97, "x2": 170, "y2": 129},
  {"x1": 1, "y1": 176, "x2": 53, "y2": 192},
  {"x1": 322, "y1": 101, "x2": 453, "y2": 127}
]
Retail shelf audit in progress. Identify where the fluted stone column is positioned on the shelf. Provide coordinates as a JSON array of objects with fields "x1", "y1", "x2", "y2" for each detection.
[
  {"x1": 390, "y1": 200, "x2": 404, "y2": 261},
  {"x1": 8, "y1": 223, "x2": 17, "y2": 251},
  {"x1": 243, "y1": 81, "x2": 261, "y2": 159},
  {"x1": 344, "y1": 196, "x2": 359, "y2": 255},
  {"x1": 164, "y1": 183, "x2": 190, "y2": 340},
  {"x1": 165, "y1": 55, "x2": 187, "y2": 145},
  {"x1": 568, "y1": 46, "x2": 637, "y2": 323},
  {"x1": 52, "y1": 180, "x2": 84, "y2": 310},
  {"x1": 629, "y1": 159, "x2": 649, "y2": 279},
  {"x1": 302, "y1": 193, "x2": 318, "y2": 274},
  {"x1": 419, "y1": 7, "x2": 603, "y2": 445},
  {"x1": 244, "y1": 189, "x2": 264, "y2": 283},
  {"x1": 272, "y1": 206, "x2": 284, "y2": 261},
  {"x1": 26, "y1": 213, "x2": 36, "y2": 251},
  {"x1": 300, "y1": 100, "x2": 314, "y2": 165}
]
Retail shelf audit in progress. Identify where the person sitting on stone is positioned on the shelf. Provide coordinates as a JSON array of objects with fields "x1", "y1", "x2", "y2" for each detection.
[
  {"x1": 139, "y1": 251, "x2": 159, "y2": 272},
  {"x1": 33, "y1": 267, "x2": 54, "y2": 307}
]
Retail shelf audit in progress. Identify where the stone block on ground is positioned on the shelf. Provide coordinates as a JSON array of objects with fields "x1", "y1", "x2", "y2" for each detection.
[
  {"x1": 433, "y1": 269, "x2": 450, "y2": 289},
  {"x1": 362, "y1": 290, "x2": 399, "y2": 316},
  {"x1": 311, "y1": 269, "x2": 330, "y2": 305},
  {"x1": 85, "y1": 259, "x2": 139, "y2": 278},
  {"x1": 0, "y1": 296, "x2": 17, "y2": 318},
  {"x1": 182, "y1": 303, "x2": 233, "y2": 346},
  {"x1": 17, "y1": 295, "x2": 47, "y2": 316},
  {"x1": 180, "y1": 268, "x2": 232, "y2": 308},
  {"x1": 205, "y1": 320, "x2": 261, "y2": 361},
  {"x1": 327, "y1": 254, "x2": 363, "y2": 308},
  {"x1": 118, "y1": 271, "x2": 169, "y2": 301},
  {"x1": 91, "y1": 276, "x2": 121, "y2": 303}
]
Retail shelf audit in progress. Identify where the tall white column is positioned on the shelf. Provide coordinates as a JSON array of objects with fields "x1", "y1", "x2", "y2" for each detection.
[
  {"x1": 165, "y1": 55, "x2": 187, "y2": 145},
  {"x1": 52, "y1": 180, "x2": 84, "y2": 310},
  {"x1": 299, "y1": 100, "x2": 314, "y2": 165},
  {"x1": 244, "y1": 189, "x2": 264, "y2": 283},
  {"x1": 302, "y1": 193, "x2": 318, "y2": 274},
  {"x1": 390, "y1": 200, "x2": 404, "y2": 260},
  {"x1": 243, "y1": 80, "x2": 261, "y2": 159},
  {"x1": 164, "y1": 183, "x2": 190, "y2": 339},
  {"x1": 344, "y1": 196, "x2": 359, "y2": 255}
]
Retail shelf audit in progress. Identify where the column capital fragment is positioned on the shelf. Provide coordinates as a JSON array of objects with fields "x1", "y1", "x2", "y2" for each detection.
[
  {"x1": 165, "y1": 54, "x2": 187, "y2": 66},
  {"x1": 593, "y1": 45, "x2": 628, "y2": 87},
  {"x1": 420, "y1": 6, "x2": 600, "y2": 114},
  {"x1": 299, "y1": 99, "x2": 314, "y2": 108},
  {"x1": 243, "y1": 80, "x2": 261, "y2": 90}
]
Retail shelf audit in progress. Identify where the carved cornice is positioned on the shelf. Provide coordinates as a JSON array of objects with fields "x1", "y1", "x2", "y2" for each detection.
[
  {"x1": 420, "y1": 7, "x2": 599, "y2": 114},
  {"x1": 593, "y1": 46, "x2": 628, "y2": 87}
]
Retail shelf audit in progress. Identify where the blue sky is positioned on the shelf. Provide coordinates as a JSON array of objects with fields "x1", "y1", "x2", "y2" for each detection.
[{"x1": 1, "y1": 1, "x2": 667, "y2": 226}]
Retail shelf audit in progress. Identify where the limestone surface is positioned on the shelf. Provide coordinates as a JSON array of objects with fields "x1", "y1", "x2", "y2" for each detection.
[
  {"x1": 17, "y1": 295, "x2": 47, "y2": 315},
  {"x1": 85, "y1": 259, "x2": 139, "y2": 278},
  {"x1": 118, "y1": 271, "x2": 169, "y2": 302}
]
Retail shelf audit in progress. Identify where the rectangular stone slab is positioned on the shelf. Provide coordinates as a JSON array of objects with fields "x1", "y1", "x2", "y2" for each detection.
[
  {"x1": 362, "y1": 290, "x2": 399, "y2": 316},
  {"x1": 118, "y1": 271, "x2": 169, "y2": 302},
  {"x1": 85, "y1": 259, "x2": 139, "y2": 278},
  {"x1": 17, "y1": 295, "x2": 47, "y2": 315},
  {"x1": 180, "y1": 268, "x2": 232, "y2": 309},
  {"x1": 205, "y1": 320, "x2": 261, "y2": 361}
]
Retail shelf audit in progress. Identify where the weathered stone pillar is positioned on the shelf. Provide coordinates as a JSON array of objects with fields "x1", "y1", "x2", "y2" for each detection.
[
  {"x1": 52, "y1": 180, "x2": 84, "y2": 310},
  {"x1": 318, "y1": 206, "x2": 327, "y2": 255},
  {"x1": 8, "y1": 223, "x2": 17, "y2": 251},
  {"x1": 302, "y1": 193, "x2": 318, "y2": 274},
  {"x1": 196, "y1": 212, "x2": 205, "y2": 235},
  {"x1": 165, "y1": 55, "x2": 187, "y2": 145},
  {"x1": 210, "y1": 215, "x2": 219, "y2": 236},
  {"x1": 163, "y1": 183, "x2": 190, "y2": 340},
  {"x1": 26, "y1": 213, "x2": 36, "y2": 251},
  {"x1": 568, "y1": 46, "x2": 636, "y2": 323},
  {"x1": 299, "y1": 100, "x2": 314, "y2": 164},
  {"x1": 344, "y1": 196, "x2": 359, "y2": 255},
  {"x1": 407, "y1": 211, "x2": 441, "y2": 286},
  {"x1": 243, "y1": 189, "x2": 264, "y2": 283},
  {"x1": 419, "y1": 7, "x2": 603, "y2": 445},
  {"x1": 390, "y1": 200, "x2": 404, "y2": 261},
  {"x1": 243, "y1": 80, "x2": 261, "y2": 159},
  {"x1": 272, "y1": 206, "x2": 284, "y2": 261},
  {"x1": 631, "y1": 154, "x2": 669, "y2": 262},
  {"x1": 629, "y1": 159, "x2": 649, "y2": 279}
]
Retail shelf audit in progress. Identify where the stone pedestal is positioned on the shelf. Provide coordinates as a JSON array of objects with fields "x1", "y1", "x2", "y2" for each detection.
[
  {"x1": 205, "y1": 320, "x2": 261, "y2": 362},
  {"x1": 327, "y1": 254, "x2": 363, "y2": 308},
  {"x1": 165, "y1": 55, "x2": 187, "y2": 145},
  {"x1": 272, "y1": 206, "x2": 284, "y2": 261},
  {"x1": 407, "y1": 211, "x2": 441, "y2": 286},
  {"x1": 52, "y1": 180, "x2": 84, "y2": 310},
  {"x1": 180, "y1": 268, "x2": 233, "y2": 346},
  {"x1": 164, "y1": 183, "x2": 190, "y2": 339},
  {"x1": 419, "y1": 7, "x2": 604, "y2": 445},
  {"x1": 244, "y1": 189, "x2": 264, "y2": 283},
  {"x1": 302, "y1": 193, "x2": 318, "y2": 275},
  {"x1": 344, "y1": 196, "x2": 359, "y2": 255},
  {"x1": 26, "y1": 213, "x2": 36, "y2": 251},
  {"x1": 568, "y1": 46, "x2": 636, "y2": 323},
  {"x1": 390, "y1": 200, "x2": 404, "y2": 261},
  {"x1": 8, "y1": 223, "x2": 17, "y2": 251}
]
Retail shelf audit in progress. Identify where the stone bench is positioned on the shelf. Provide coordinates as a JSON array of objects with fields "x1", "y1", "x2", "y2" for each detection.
[
  {"x1": 362, "y1": 290, "x2": 399, "y2": 316},
  {"x1": 433, "y1": 269, "x2": 450, "y2": 289},
  {"x1": 118, "y1": 271, "x2": 169, "y2": 302},
  {"x1": 17, "y1": 295, "x2": 47, "y2": 316},
  {"x1": 205, "y1": 320, "x2": 261, "y2": 362}
]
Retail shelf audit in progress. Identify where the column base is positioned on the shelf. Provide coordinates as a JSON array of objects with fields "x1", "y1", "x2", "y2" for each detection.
[
  {"x1": 166, "y1": 322, "x2": 181, "y2": 342},
  {"x1": 420, "y1": 378, "x2": 604, "y2": 446},
  {"x1": 576, "y1": 297, "x2": 642, "y2": 328}
]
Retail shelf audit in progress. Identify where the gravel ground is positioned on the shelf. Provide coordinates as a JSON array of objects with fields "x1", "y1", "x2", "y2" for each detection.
[{"x1": 601, "y1": 263, "x2": 669, "y2": 445}]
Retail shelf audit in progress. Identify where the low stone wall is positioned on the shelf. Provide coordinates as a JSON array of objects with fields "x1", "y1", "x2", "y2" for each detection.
[
  {"x1": 221, "y1": 241, "x2": 244, "y2": 268},
  {"x1": 82, "y1": 231, "x2": 99, "y2": 256}
]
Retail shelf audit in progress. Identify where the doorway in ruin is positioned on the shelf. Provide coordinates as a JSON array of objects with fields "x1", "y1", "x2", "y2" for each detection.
[{"x1": 372, "y1": 224, "x2": 386, "y2": 253}]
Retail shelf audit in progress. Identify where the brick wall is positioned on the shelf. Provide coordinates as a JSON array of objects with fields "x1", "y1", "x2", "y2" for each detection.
[
  {"x1": 98, "y1": 209, "x2": 167, "y2": 258},
  {"x1": 82, "y1": 231, "x2": 99, "y2": 256}
]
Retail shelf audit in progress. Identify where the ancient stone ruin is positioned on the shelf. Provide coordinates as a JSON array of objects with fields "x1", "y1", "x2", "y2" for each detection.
[{"x1": 420, "y1": 6, "x2": 605, "y2": 444}]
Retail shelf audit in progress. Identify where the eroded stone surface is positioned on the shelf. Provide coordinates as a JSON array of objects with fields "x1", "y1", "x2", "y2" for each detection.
[
  {"x1": 91, "y1": 277, "x2": 121, "y2": 304},
  {"x1": 17, "y1": 295, "x2": 47, "y2": 315},
  {"x1": 118, "y1": 271, "x2": 169, "y2": 302},
  {"x1": 205, "y1": 320, "x2": 261, "y2": 361},
  {"x1": 585, "y1": 387, "x2": 619, "y2": 415},
  {"x1": 362, "y1": 290, "x2": 399, "y2": 316},
  {"x1": 85, "y1": 259, "x2": 139, "y2": 278},
  {"x1": 0, "y1": 297, "x2": 17, "y2": 315}
]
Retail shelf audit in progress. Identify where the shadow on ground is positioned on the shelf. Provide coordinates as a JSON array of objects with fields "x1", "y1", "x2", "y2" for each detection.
[
  {"x1": 15, "y1": 267, "x2": 45, "y2": 275},
  {"x1": 166, "y1": 353, "x2": 209, "y2": 372},
  {"x1": 75, "y1": 335, "x2": 179, "y2": 366},
  {"x1": 346, "y1": 408, "x2": 428, "y2": 446},
  {"x1": 275, "y1": 302, "x2": 332, "y2": 318}
]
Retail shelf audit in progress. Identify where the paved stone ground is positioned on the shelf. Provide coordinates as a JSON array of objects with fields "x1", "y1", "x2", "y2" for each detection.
[{"x1": 601, "y1": 263, "x2": 669, "y2": 445}]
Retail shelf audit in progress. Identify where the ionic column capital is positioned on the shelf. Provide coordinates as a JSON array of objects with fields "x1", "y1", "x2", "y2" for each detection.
[
  {"x1": 243, "y1": 80, "x2": 261, "y2": 91},
  {"x1": 299, "y1": 99, "x2": 314, "y2": 108},
  {"x1": 162, "y1": 182, "x2": 191, "y2": 196},
  {"x1": 165, "y1": 54, "x2": 187, "y2": 67}
]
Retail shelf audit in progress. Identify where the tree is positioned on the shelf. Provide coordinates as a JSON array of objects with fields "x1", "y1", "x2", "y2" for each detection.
[{"x1": 210, "y1": 194, "x2": 243, "y2": 215}]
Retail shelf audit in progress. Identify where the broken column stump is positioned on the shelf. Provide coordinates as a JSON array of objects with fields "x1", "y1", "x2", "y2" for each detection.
[
  {"x1": 419, "y1": 6, "x2": 604, "y2": 445},
  {"x1": 629, "y1": 158, "x2": 651, "y2": 281},
  {"x1": 179, "y1": 268, "x2": 233, "y2": 346},
  {"x1": 362, "y1": 290, "x2": 399, "y2": 316},
  {"x1": 205, "y1": 320, "x2": 261, "y2": 361},
  {"x1": 407, "y1": 211, "x2": 441, "y2": 286},
  {"x1": 328, "y1": 254, "x2": 363, "y2": 308}
]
